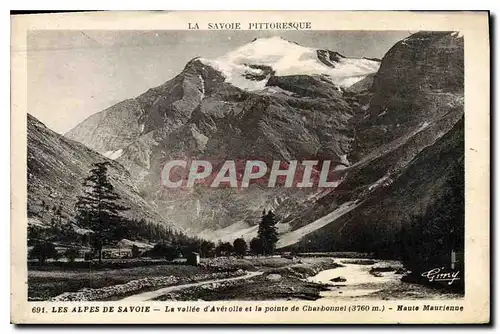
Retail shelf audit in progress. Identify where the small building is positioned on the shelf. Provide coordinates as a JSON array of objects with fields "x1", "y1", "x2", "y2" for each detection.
[{"x1": 187, "y1": 252, "x2": 200, "y2": 266}]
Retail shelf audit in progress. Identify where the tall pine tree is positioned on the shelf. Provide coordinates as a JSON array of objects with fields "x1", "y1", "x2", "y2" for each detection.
[
  {"x1": 75, "y1": 162, "x2": 129, "y2": 263},
  {"x1": 257, "y1": 210, "x2": 279, "y2": 255}
]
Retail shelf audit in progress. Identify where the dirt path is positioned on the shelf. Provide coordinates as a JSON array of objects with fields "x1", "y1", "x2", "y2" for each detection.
[{"x1": 120, "y1": 271, "x2": 264, "y2": 301}]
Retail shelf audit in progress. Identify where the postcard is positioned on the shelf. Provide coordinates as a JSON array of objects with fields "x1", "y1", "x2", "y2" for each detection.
[{"x1": 10, "y1": 11, "x2": 490, "y2": 324}]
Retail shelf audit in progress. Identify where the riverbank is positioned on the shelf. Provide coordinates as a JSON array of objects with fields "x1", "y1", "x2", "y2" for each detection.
[
  {"x1": 29, "y1": 256, "x2": 463, "y2": 302},
  {"x1": 28, "y1": 256, "x2": 327, "y2": 301},
  {"x1": 152, "y1": 257, "x2": 342, "y2": 301},
  {"x1": 308, "y1": 259, "x2": 463, "y2": 300},
  {"x1": 152, "y1": 257, "x2": 463, "y2": 301},
  {"x1": 28, "y1": 262, "x2": 229, "y2": 301}
]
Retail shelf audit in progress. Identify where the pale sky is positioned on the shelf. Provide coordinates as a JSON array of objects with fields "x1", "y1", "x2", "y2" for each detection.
[{"x1": 27, "y1": 30, "x2": 411, "y2": 133}]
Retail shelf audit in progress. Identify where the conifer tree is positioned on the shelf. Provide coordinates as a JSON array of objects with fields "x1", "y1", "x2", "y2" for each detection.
[
  {"x1": 257, "y1": 210, "x2": 279, "y2": 255},
  {"x1": 75, "y1": 162, "x2": 129, "y2": 263}
]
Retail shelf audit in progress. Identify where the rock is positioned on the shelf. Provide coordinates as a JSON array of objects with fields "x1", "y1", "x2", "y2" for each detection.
[
  {"x1": 266, "y1": 274, "x2": 282, "y2": 281},
  {"x1": 370, "y1": 266, "x2": 396, "y2": 273},
  {"x1": 330, "y1": 276, "x2": 347, "y2": 283},
  {"x1": 395, "y1": 268, "x2": 406, "y2": 274}
]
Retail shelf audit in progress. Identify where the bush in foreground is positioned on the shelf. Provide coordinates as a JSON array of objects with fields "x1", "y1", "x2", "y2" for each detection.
[
  {"x1": 150, "y1": 242, "x2": 179, "y2": 261},
  {"x1": 215, "y1": 242, "x2": 233, "y2": 257},
  {"x1": 29, "y1": 242, "x2": 58, "y2": 265},
  {"x1": 233, "y1": 238, "x2": 247, "y2": 257},
  {"x1": 65, "y1": 247, "x2": 80, "y2": 263}
]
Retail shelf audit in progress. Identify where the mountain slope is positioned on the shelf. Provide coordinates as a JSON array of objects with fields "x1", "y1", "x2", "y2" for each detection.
[
  {"x1": 27, "y1": 114, "x2": 171, "y2": 229},
  {"x1": 282, "y1": 116, "x2": 464, "y2": 254},
  {"x1": 276, "y1": 31, "x2": 464, "y2": 252}
]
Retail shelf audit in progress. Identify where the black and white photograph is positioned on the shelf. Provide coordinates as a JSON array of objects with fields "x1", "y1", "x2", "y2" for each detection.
[
  {"x1": 10, "y1": 11, "x2": 490, "y2": 324},
  {"x1": 25, "y1": 28, "x2": 466, "y2": 302}
]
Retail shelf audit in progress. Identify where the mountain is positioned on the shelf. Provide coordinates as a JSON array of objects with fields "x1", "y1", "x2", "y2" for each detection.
[
  {"x1": 63, "y1": 32, "x2": 464, "y2": 255},
  {"x1": 281, "y1": 116, "x2": 464, "y2": 254},
  {"x1": 277, "y1": 31, "x2": 464, "y2": 252},
  {"x1": 65, "y1": 37, "x2": 378, "y2": 234},
  {"x1": 66, "y1": 37, "x2": 380, "y2": 161},
  {"x1": 27, "y1": 114, "x2": 172, "y2": 231}
]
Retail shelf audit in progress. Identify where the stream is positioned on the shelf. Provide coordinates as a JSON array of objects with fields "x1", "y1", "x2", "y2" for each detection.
[{"x1": 307, "y1": 258, "x2": 404, "y2": 299}]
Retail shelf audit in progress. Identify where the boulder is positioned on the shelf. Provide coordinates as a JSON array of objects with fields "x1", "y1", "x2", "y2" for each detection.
[
  {"x1": 265, "y1": 274, "x2": 282, "y2": 281},
  {"x1": 330, "y1": 276, "x2": 347, "y2": 283}
]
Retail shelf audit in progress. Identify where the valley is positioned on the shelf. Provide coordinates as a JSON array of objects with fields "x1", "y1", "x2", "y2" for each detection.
[
  {"x1": 28, "y1": 254, "x2": 462, "y2": 302},
  {"x1": 26, "y1": 31, "x2": 465, "y2": 300}
]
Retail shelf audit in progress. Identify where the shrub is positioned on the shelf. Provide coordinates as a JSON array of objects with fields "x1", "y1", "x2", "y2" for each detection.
[
  {"x1": 150, "y1": 242, "x2": 179, "y2": 261},
  {"x1": 215, "y1": 242, "x2": 233, "y2": 257},
  {"x1": 233, "y1": 238, "x2": 247, "y2": 257},
  {"x1": 200, "y1": 240, "x2": 215, "y2": 258},
  {"x1": 65, "y1": 247, "x2": 80, "y2": 263},
  {"x1": 131, "y1": 245, "x2": 141, "y2": 258},
  {"x1": 250, "y1": 237, "x2": 263, "y2": 255},
  {"x1": 29, "y1": 242, "x2": 58, "y2": 265}
]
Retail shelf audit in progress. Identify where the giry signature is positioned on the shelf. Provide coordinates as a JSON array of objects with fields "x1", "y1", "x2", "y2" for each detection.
[{"x1": 421, "y1": 267, "x2": 461, "y2": 285}]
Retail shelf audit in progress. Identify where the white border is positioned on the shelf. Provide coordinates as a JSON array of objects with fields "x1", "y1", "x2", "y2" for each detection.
[{"x1": 4, "y1": 3, "x2": 495, "y2": 332}]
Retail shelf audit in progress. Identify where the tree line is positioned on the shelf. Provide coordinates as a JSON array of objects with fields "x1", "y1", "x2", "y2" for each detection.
[
  {"x1": 203, "y1": 209, "x2": 280, "y2": 257},
  {"x1": 29, "y1": 161, "x2": 282, "y2": 264},
  {"x1": 29, "y1": 162, "x2": 205, "y2": 264}
]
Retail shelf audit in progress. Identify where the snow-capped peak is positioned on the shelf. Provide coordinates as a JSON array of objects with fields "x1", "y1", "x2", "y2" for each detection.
[
  {"x1": 199, "y1": 36, "x2": 380, "y2": 91},
  {"x1": 103, "y1": 148, "x2": 123, "y2": 160}
]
